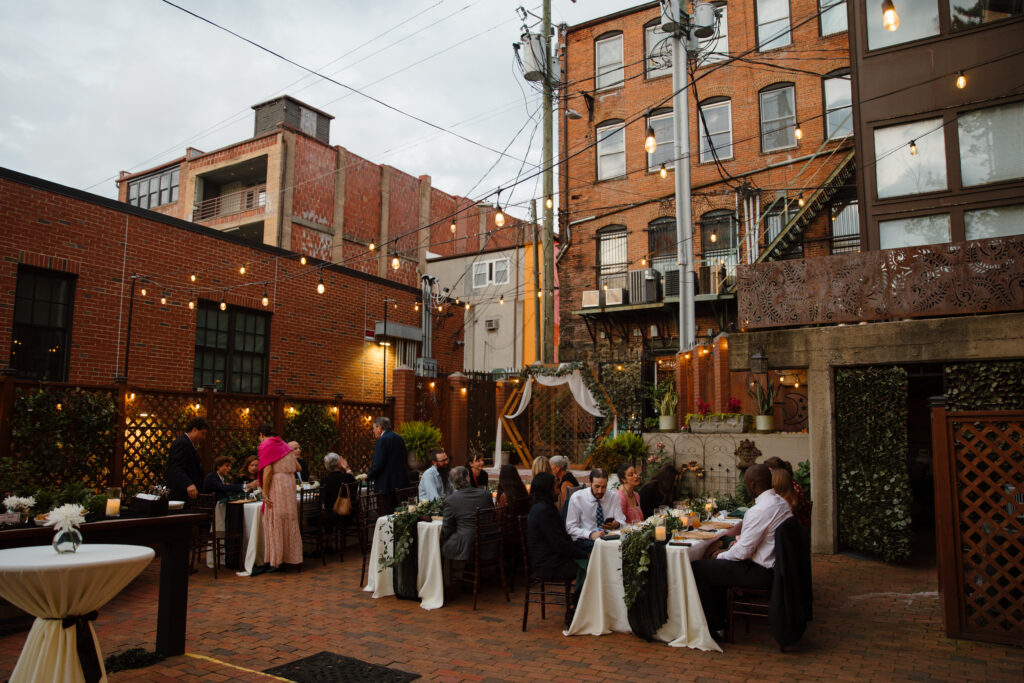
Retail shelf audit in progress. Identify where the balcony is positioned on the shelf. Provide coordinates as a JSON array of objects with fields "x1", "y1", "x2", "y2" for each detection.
[
  {"x1": 194, "y1": 184, "x2": 267, "y2": 221},
  {"x1": 737, "y1": 234, "x2": 1024, "y2": 330}
]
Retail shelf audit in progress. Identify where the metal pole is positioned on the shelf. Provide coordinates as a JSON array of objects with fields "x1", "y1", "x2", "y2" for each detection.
[
  {"x1": 531, "y1": 200, "x2": 541, "y2": 362},
  {"x1": 382, "y1": 299, "x2": 388, "y2": 404},
  {"x1": 670, "y1": 11, "x2": 695, "y2": 352},
  {"x1": 541, "y1": 0, "x2": 555, "y2": 363},
  {"x1": 122, "y1": 275, "x2": 137, "y2": 379}
]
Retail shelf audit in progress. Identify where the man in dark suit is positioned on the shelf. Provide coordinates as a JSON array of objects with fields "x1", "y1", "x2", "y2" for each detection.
[
  {"x1": 202, "y1": 456, "x2": 252, "y2": 500},
  {"x1": 441, "y1": 466, "x2": 495, "y2": 562},
  {"x1": 368, "y1": 416, "x2": 409, "y2": 503},
  {"x1": 166, "y1": 417, "x2": 210, "y2": 502}
]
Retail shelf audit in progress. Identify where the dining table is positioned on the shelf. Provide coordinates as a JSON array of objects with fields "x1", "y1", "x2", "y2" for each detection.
[
  {"x1": 0, "y1": 543, "x2": 155, "y2": 682},
  {"x1": 209, "y1": 490, "x2": 308, "y2": 576},
  {"x1": 363, "y1": 515, "x2": 445, "y2": 610},
  {"x1": 564, "y1": 517, "x2": 742, "y2": 651}
]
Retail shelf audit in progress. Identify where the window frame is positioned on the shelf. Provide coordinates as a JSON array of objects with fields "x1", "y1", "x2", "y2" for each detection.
[
  {"x1": 949, "y1": 0, "x2": 1024, "y2": 31},
  {"x1": 471, "y1": 258, "x2": 511, "y2": 289},
  {"x1": 9, "y1": 266, "x2": 76, "y2": 381},
  {"x1": 700, "y1": 210, "x2": 739, "y2": 266},
  {"x1": 829, "y1": 193, "x2": 860, "y2": 254},
  {"x1": 596, "y1": 120, "x2": 626, "y2": 181},
  {"x1": 594, "y1": 32, "x2": 624, "y2": 91},
  {"x1": 647, "y1": 109, "x2": 675, "y2": 171},
  {"x1": 755, "y1": 0, "x2": 793, "y2": 52},
  {"x1": 759, "y1": 83, "x2": 798, "y2": 153},
  {"x1": 127, "y1": 166, "x2": 179, "y2": 210},
  {"x1": 823, "y1": 69, "x2": 853, "y2": 141},
  {"x1": 819, "y1": 0, "x2": 848, "y2": 36},
  {"x1": 193, "y1": 300, "x2": 271, "y2": 394},
  {"x1": 596, "y1": 225, "x2": 629, "y2": 291},
  {"x1": 698, "y1": 97, "x2": 733, "y2": 163},
  {"x1": 644, "y1": 21, "x2": 672, "y2": 79}
]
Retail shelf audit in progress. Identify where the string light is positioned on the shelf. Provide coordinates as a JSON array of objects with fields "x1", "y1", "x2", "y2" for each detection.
[
  {"x1": 641, "y1": 256, "x2": 647, "y2": 266},
  {"x1": 140, "y1": 286, "x2": 147, "y2": 297},
  {"x1": 659, "y1": 164, "x2": 667, "y2": 179},
  {"x1": 499, "y1": 295, "x2": 504, "y2": 305},
  {"x1": 545, "y1": 197, "x2": 553, "y2": 210},
  {"x1": 449, "y1": 221, "x2": 456, "y2": 234},
  {"x1": 300, "y1": 256, "x2": 307, "y2": 265},
  {"x1": 494, "y1": 206, "x2": 505, "y2": 227},
  {"x1": 909, "y1": 140, "x2": 918, "y2": 156},
  {"x1": 537, "y1": 290, "x2": 543, "y2": 299},
  {"x1": 955, "y1": 70, "x2": 966, "y2": 89},
  {"x1": 644, "y1": 126, "x2": 657, "y2": 154},
  {"x1": 369, "y1": 241, "x2": 375, "y2": 251},
  {"x1": 239, "y1": 264, "x2": 246, "y2": 275},
  {"x1": 794, "y1": 125, "x2": 803, "y2": 141},
  {"x1": 261, "y1": 288, "x2": 269, "y2": 307},
  {"x1": 316, "y1": 275, "x2": 325, "y2": 294},
  {"x1": 414, "y1": 302, "x2": 420, "y2": 312},
  {"x1": 438, "y1": 304, "x2": 443, "y2": 312},
  {"x1": 190, "y1": 273, "x2": 196, "y2": 282},
  {"x1": 465, "y1": 302, "x2": 470, "y2": 310},
  {"x1": 160, "y1": 293, "x2": 167, "y2": 305},
  {"x1": 797, "y1": 195, "x2": 805, "y2": 207},
  {"x1": 391, "y1": 256, "x2": 400, "y2": 270},
  {"x1": 882, "y1": 0, "x2": 900, "y2": 31},
  {"x1": 188, "y1": 298, "x2": 195, "y2": 310},
  {"x1": 455, "y1": 297, "x2": 460, "y2": 305},
  {"x1": 219, "y1": 293, "x2": 227, "y2": 311}
]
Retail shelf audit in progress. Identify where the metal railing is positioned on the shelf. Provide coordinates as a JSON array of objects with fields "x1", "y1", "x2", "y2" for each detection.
[{"x1": 194, "y1": 184, "x2": 267, "y2": 221}]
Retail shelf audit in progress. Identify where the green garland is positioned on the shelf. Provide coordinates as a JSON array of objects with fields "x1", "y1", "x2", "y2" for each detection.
[
  {"x1": 380, "y1": 497, "x2": 445, "y2": 568},
  {"x1": 521, "y1": 362, "x2": 615, "y2": 462},
  {"x1": 620, "y1": 515, "x2": 685, "y2": 608}
]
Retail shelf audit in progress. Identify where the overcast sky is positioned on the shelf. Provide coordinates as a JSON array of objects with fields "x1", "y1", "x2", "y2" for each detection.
[{"x1": 0, "y1": 0, "x2": 632, "y2": 216}]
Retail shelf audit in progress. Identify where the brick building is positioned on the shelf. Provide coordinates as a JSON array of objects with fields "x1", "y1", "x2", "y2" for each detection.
[
  {"x1": 557, "y1": 0, "x2": 854, "y2": 416},
  {"x1": 0, "y1": 166, "x2": 465, "y2": 402}
]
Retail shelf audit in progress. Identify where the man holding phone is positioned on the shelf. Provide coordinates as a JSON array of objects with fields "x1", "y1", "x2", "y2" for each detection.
[{"x1": 565, "y1": 468, "x2": 626, "y2": 551}]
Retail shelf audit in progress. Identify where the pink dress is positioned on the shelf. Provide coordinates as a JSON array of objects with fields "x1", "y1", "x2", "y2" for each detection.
[
  {"x1": 618, "y1": 487, "x2": 644, "y2": 524},
  {"x1": 263, "y1": 453, "x2": 303, "y2": 566}
]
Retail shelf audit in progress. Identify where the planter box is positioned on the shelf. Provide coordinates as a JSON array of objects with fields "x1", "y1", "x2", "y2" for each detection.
[{"x1": 688, "y1": 415, "x2": 748, "y2": 433}]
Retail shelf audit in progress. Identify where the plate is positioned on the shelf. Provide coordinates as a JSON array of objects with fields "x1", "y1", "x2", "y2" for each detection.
[{"x1": 168, "y1": 500, "x2": 185, "y2": 510}]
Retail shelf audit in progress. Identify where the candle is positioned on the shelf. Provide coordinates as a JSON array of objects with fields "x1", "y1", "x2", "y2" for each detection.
[
  {"x1": 407, "y1": 505, "x2": 416, "y2": 512},
  {"x1": 654, "y1": 525, "x2": 666, "y2": 542},
  {"x1": 705, "y1": 502, "x2": 713, "y2": 513},
  {"x1": 105, "y1": 498, "x2": 120, "y2": 517}
]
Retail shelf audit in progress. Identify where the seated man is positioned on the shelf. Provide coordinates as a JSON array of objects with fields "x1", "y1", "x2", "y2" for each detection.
[
  {"x1": 441, "y1": 466, "x2": 494, "y2": 562},
  {"x1": 418, "y1": 448, "x2": 452, "y2": 502},
  {"x1": 564, "y1": 468, "x2": 625, "y2": 552},
  {"x1": 691, "y1": 463, "x2": 793, "y2": 639},
  {"x1": 202, "y1": 456, "x2": 252, "y2": 499}
]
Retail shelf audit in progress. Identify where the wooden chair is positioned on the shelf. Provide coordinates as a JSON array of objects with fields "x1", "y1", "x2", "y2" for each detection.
[
  {"x1": 190, "y1": 493, "x2": 243, "y2": 579},
  {"x1": 518, "y1": 515, "x2": 574, "y2": 631},
  {"x1": 460, "y1": 505, "x2": 509, "y2": 610},
  {"x1": 560, "y1": 485, "x2": 586, "y2": 523},
  {"x1": 299, "y1": 488, "x2": 326, "y2": 567},
  {"x1": 499, "y1": 496, "x2": 531, "y2": 591},
  {"x1": 325, "y1": 482, "x2": 359, "y2": 562},
  {"x1": 357, "y1": 490, "x2": 386, "y2": 586},
  {"x1": 394, "y1": 485, "x2": 419, "y2": 508}
]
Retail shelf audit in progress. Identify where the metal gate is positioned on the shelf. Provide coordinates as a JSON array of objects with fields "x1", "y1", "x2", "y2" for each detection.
[{"x1": 930, "y1": 401, "x2": 1024, "y2": 646}]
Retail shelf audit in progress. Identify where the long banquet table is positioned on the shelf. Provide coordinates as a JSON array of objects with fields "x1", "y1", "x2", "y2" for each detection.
[{"x1": 363, "y1": 515, "x2": 445, "y2": 610}]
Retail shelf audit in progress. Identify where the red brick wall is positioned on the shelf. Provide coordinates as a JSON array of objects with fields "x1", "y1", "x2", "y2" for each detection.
[
  {"x1": 343, "y1": 151, "x2": 382, "y2": 245},
  {"x1": 291, "y1": 135, "x2": 336, "y2": 229},
  {"x1": 291, "y1": 224, "x2": 332, "y2": 261},
  {"x1": 0, "y1": 173, "x2": 464, "y2": 400},
  {"x1": 386, "y1": 168, "x2": 421, "y2": 256}
]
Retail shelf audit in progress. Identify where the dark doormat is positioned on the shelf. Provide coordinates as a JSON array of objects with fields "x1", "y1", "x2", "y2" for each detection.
[{"x1": 264, "y1": 651, "x2": 420, "y2": 682}]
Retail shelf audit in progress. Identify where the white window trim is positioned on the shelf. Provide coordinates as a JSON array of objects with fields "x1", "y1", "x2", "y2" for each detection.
[
  {"x1": 760, "y1": 85, "x2": 797, "y2": 153},
  {"x1": 756, "y1": 0, "x2": 793, "y2": 51},
  {"x1": 647, "y1": 111, "x2": 675, "y2": 171},
  {"x1": 699, "y1": 100, "x2": 733, "y2": 163},
  {"x1": 596, "y1": 122, "x2": 626, "y2": 180},
  {"x1": 472, "y1": 258, "x2": 511, "y2": 289},
  {"x1": 645, "y1": 24, "x2": 671, "y2": 78},
  {"x1": 595, "y1": 34, "x2": 624, "y2": 91},
  {"x1": 824, "y1": 74, "x2": 853, "y2": 140}
]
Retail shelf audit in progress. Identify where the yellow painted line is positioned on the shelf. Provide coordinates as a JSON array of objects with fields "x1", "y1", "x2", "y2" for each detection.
[{"x1": 184, "y1": 652, "x2": 292, "y2": 681}]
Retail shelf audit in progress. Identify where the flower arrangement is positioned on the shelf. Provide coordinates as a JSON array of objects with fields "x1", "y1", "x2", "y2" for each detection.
[
  {"x1": 3, "y1": 495, "x2": 35, "y2": 514},
  {"x1": 43, "y1": 503, "x2": 86, "y2": 533},
  {"x1": 354, "y1": 473, "x2": 368, "y2": 482},
  {"x1": 725, "y1": 397, "x2": 742, "y2": 413},
  {"x1": 695, "y1": 399, "x2": 711, "y2": 416},
  {"x1": 380, "y1": 497, "x2": 445, "y2": 568},
  {"x1": 620, "y1": 514, "x2": 685, "y2": 608}
]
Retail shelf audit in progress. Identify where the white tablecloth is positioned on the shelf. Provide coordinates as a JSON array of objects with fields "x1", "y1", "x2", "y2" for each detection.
[
  {"x1": 363, "y1": 516, "x2": 445, "y2": 610},
  {"x1": 0, "y1": 543, "x2": 155, "y2": 682},
  {"x1": 565, "y1": 535, "x2": 722, "y2": 651},
  {"x1": 205, "y1": 500, "x2": 264, "y2": 575}
]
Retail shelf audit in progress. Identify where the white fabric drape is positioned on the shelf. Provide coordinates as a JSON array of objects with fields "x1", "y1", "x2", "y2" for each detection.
[
  {"x1": 494, "y1": 368, "x2": 614, "y2": 466},
  {"x1": 363, "y1": 516, "x2": 445, "y2": 610}
]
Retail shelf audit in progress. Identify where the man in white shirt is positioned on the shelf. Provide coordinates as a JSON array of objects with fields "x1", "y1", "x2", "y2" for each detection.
[
  {"x1": 691, "y1": 463, "x2": 793, "y2": 639},
  {"x1": 418, "y1": 449, "x2": 452, "y2": 502},
  {"x1": 564, "y1": 468, "x2": 626, "y2": 552}
]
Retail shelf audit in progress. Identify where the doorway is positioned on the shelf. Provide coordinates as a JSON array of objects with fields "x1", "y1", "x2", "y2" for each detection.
[{"x1": 904, "y1": 364, "x2": 944, "y2": 566}]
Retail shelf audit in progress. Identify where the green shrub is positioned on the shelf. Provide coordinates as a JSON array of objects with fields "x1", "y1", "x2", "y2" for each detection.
[
  {"x1": 795, "y1": 460, "x2": 810, "y2": 497},
  {"x1": 398, "y1": 420, "x2": 442, "y2": 464},
  {"x1": 589, "y1": 431, "x2": 647, "y2": 474}
]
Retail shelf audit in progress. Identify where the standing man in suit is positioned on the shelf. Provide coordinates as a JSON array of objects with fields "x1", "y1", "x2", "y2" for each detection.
[
  {"x1": 368, "y1": 416, "x2": 409, "y2": 508},
  {"x1": 167, "y1": 417, "x2": 210, "y2": 503}
]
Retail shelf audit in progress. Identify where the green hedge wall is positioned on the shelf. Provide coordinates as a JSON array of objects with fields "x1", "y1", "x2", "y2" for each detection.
[
  {"x1": 945, "y1": 361, "x2": 1024, "y2": 411},
  {"x1": 835, "y1": 367, "x2": 912, "y2": 562}
]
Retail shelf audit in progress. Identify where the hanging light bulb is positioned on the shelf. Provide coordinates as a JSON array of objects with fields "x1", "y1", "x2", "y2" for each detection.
[
  {"x1": 955, "y1": 71, "x2": 966, "y2": 89},
  {"x1": 537, "y1": 290, "x2": 543, "y2": 299},
  {"x1": 455, "y1": 297, "x2": 460, "y2": 305},
  {"x1": 317, "y1": 275, "x2": 325, "y2": 294},
  {"x1": 369, "y1": 241, "x2": 376, "y2": 251},
  {"x1": 300, "y1": 256, "x2": 307, "y2": 265},
  {"x1": 641, "y1": 257, "x2": 647, "y2": 267},
  {"x1": 239, "y1": 265, "x2": 246, "y2": 275},
  {"x1": 909, "y1": 140, "x2": 918, "y2": 156},
  {"x1": 644, "y1": 126, "x2": 657, "y2": 154},
  {"x1": 465, "y1": 302, "x2": 470, "y2": 310},
  {"x1": 393, "y1": 302, "x2": 398, "y2": 310},
  {"x1": 494, "y1": 206, "x2": 505, "y2": 227},
  {"x1": 391, "y1": 256, "x2": 400, "y2": 270},
  {"x1": 545, "y1": 197, "x2": 553, "y2": 210},
  {"x1": 659, "y1": 164, "x2": 668, "y2": 179},
  {"x1": 190, "y1": 273, "x2": 197, "y2": 282},
  {"x1": 449, "y1": 221, "x2": 456, "y2": 234},
  {"x1": 499, "y1": 295, "x2": 504, "y2": 305},
  {"x1": 219, "y1": 294, "x2": 227, "y2": 311},
  {"x1": 798, "y1": 195, "x2": 805, "y2": 207},
  {"x1": 188, "y1": 298, "x2": 195, "y2": 310},
  {"x1": 160, "y1": 293, "x2": 167, "y2": 305},
  {"x1": 710, "y1": 232, "x2": 718, "y2": 243},
  {"x1": 261, "y1": 288, "x2": 269, "y2": 307},
  {"x1": 414, "y1": 301, "x2": 420, "y2": 312},
  {"x1": 881, "y1": 0, "x2": 900, "y2": 31},
  {"x1": 140, "y1": 286, "x2": 147, "y2": 297},
  {"x1": 438, "y1": 304, "x2": 444, "y2": 312},
  {"x1": 794, "y1": 125, "x2": 803, "y2": 141}
]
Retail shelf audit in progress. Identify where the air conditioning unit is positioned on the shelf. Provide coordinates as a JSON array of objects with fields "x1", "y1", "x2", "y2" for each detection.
[
  {"x1": 628, "y1": 268, "x2": 660, "y2": 304},
  {"x1": 484, "y1": 318, "x2": 499, "y2": 331},
  {"x1": 605, "y1": 287, "x2": 627, "y2": 306},
  {"x1": 663, "y1": 269, "x2": 680, "y2": 297},
  {"x1": 582, "y1": 290, "x2": 603, "y2": 308}
]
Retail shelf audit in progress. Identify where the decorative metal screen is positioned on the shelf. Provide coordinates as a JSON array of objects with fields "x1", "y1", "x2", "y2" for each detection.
[
  {"x1": 337, "y1": 402, "x2": 383, "y2": 474},
  {"x1": 515, "y1": 383, "x2": 598, "y2": 465},
  {"x1": 124, "y1": 391, "x2": 203, "y2": 494}
]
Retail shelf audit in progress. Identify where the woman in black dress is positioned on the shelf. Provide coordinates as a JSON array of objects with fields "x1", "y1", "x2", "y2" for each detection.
[
  {"x1": 638, "y1": 464, "x2": 679, "y2": 519},
  {"x1": 467, "y1": 452, "x2": 489, "y2": 488}
]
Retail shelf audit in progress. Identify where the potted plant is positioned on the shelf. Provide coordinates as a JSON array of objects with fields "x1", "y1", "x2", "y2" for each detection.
[
  {"x1": 747, "y1": 379, "x2": 778, "y2": 432},
  {"x1": 591, "y1": 431, "x2": 647, "y2": 472},
  {"x1": 685, "y1": 397, "x2": 750, "y2": 433},
  {"x1": 657, "y1": 387, "x2": 678, "y2": 432},
  {"x1": 397, "y1": 420, "x2": 442, "y2": 471}
]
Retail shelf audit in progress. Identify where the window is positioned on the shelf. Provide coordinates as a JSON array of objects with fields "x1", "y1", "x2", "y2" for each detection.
[
  {"x1": 820, "y1": 0, "x2": 847, "y2": 36},
  {"x1": 645, "y1": 23, "x2": 671, "y2": 78},
  {"x1": 765, "y1": 197, "x2": 799, "y2": 244},
  {"x1": 824, "y1": 71, "x2": 853, "y2": 140},
  {"x1": 299, "y1": 107, "x2": 317, "y2": 136},
  {"x1": 595, "y1": 33, "x2": 623, "y2": 90},
  {"x1": 958, "y1": 100, "x2": 1024, "y2": 187},
  {"x1": 867, "y1": 0, "x2": 939, "y2": 50},
  {"x1": 965, "y1": 204, "x2": 1024, "y2": 240},
  {"x1": 194, "y1": 302, "x2": 269, "y2": 393},
  {"x1": 596, "y1": 121, "x2": 626, "y2": 180},
  {"x1": 950, "y1": 0, "x2": 1023, "y2": 30},
  {"x1": 879, "y1": 214, "x2": 950, "y2": 250},
  {"x1": 647, "y1": 111, "x2": 675, "y2": 171},
  {"x1": 471, "y1": 258, "x2": 510, "y2": 288},
  {"x1": 697, "y1": 4, "x2": 729, "y2": 64},
  {"x1": 395, "y1": 339, "x2": 419, "y2": 368},
  {"x1": 760, "y1": 84, "x2": 797, "y2": 152},
  {"x1": 829, "y1": 195, "x2": 860, "y2": 253},
  {"x1": 699, "y1": 98, "x2": 733, "y2": 162},
  {"x1": 756, "y1": 0, "x2": 792, "y2": 51},
  {"x1": 648, "y1": 217, "x2": 676, "y2": 278},
  {"x1": 597, "y1": 226, "x2": 628, "y2": 290},
  {"x1": 700, "y1": 210, "x2": 738, "y2": 273},
  {"x1": 127, "y1": 166, "x2": 179, "y2": 209},
  {"x1": 874, "y1": 118, "x2": 947, "y2": 198},
  {"x1": 9, "y1": 267, "x2": 75, "y2": 381}
]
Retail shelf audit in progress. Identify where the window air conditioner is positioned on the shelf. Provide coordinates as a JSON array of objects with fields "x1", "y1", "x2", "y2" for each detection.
[
  {"x1": 484, "y1": 318, "x2": 499, "y2": 331},
  {"x1": 605, "y1": 288, "x2": 627, "y2": 306},
  {"x1": 582, "y1": 290, "x2": 603, "y2": 307}
]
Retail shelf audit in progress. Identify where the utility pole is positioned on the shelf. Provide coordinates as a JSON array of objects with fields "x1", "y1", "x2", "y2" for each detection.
[
  {"x1": 531, "y1": 199, "x2": 541, "y2": 360},
  {"x1": 541, "y1": 0, "x2": 555, "y2": 363}
]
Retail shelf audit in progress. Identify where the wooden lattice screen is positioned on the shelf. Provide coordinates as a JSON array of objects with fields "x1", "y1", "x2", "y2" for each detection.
[{"x1": 931, "y1": 403, "x2": 1024, "y2": 647}]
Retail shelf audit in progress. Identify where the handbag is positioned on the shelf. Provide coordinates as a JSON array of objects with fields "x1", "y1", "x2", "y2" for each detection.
[{"x1": 333, "y1": 488, "x2": 352, "y2": 516}]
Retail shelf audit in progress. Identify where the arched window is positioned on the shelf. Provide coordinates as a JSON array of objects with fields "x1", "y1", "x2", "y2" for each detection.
[
  {"x1": 596, "y1": 225, "x2": 628, "y2": 290},
  {"x1": 596, "y1": 119, "x2": 626, "y2": 180},
  {"x1": 823, "y1": 69, "x2": 852, "y2": 140},
  {"x1": 759, "y1": 82, "x2": 797, "y2": 152},
  {"x1": 647, "y1": 108, "x2": 674, "y2": 171},
  {"x1": 595, "y1": 31, "x2": 623, "y2": 90},
  {"x1": 644, "y1": 20, "x2": 671, "y2": 79},
  {"x1": 698, "y1": 96, "x2": 732, "y2": 162}
]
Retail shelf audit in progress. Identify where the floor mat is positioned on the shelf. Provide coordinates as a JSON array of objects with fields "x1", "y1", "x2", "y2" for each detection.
[{"x1": 264, "y1": 651, "x2": 419, "y2": 682}]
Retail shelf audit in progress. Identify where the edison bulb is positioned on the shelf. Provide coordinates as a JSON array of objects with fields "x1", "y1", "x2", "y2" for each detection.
[
  {"x1": 219, "y1": 300, "x2": 227, "y2": 311},
  {"x1": 391, "y1": 257, "x2": 400, "y2": 270},
  {"x1": 494, "y1": 210, "x2": 505, "y2": 227}
]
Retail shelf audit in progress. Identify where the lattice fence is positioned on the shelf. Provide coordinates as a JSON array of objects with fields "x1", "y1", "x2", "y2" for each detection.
[
  {"x1": 123, "y1": 391, "x2": 203, "y2": 494},
  {"x1": 337, "y1": 402, "x2": 383, "y2": 474},
  {"x1": 515, "y1": 382, "x2": 598, "y2": 466},
  {"x1": 465, "y1": 373, "x2": 496, "y2": 457}
]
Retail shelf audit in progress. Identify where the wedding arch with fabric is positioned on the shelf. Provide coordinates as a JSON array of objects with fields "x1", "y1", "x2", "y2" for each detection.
[{"x1": 494, "y1": 363, "x2": 617, "y2": 468}]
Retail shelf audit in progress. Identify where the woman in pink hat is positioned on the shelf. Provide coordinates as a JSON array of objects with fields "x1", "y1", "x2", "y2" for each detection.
[{"x1": 258, "y1": 423, "x2": 302, "y2": 570}]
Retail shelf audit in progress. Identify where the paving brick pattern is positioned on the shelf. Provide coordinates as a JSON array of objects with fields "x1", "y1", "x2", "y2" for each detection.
[{"x1": 2, "y1": 551, "x2": 1021, "y2": 682}]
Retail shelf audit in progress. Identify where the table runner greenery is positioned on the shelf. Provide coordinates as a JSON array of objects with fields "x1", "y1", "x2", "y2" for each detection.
[
  {"x1": 381, "y1": 497, "x2": 444, "y2": 569},
  {"x1": 621, "y1": 515, "x2": 685, "y2": 608}
]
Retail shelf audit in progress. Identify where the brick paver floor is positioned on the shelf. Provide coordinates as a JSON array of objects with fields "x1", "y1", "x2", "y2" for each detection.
[{"x1": 1, "y1": 547, "x2": 1021, "y2": 682}]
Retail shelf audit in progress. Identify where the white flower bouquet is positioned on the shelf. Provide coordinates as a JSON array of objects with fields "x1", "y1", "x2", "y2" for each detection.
[
  {"x1": 44, "y1": 503, "x2": 86, "y2": 534},
  {"x1": 3, "y1": 495, "x2": 36, "y2": 513}
]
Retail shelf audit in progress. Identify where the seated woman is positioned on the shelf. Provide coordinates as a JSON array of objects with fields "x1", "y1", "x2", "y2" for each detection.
[
  {"x1": 496, "y1": 464, "x2": 529, "y2": 514},
  {"x1": 467, "y1": 452, "x2": 489, "y2": 488},
  {"x1": 531, "y1": 455, "x2": 552, "y2": 479},
  {"x1": 525, "y1": 472, "x2": 589, "y2": 627},
  {"x1": 615, "y1": 462, "x2": 644, "y2": 524},
  {"x1": 236, "y1": 455, "x2": 259, "y2": 487},
  {"x1": 441, "y1": 467, "x2": 495, "y2": 563},
  {"x1": 321, "y1": 452, "x2": 356, "y2": 527},
  {"x1": 203, "y1": 456, "x2": 251, "y2": 499},
  {"x1": 638, "y1": 464, "x2": 678, "y2": 519},
  {"x1": 764, "y1": 456, "x2": 811, "y2": 528}
]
